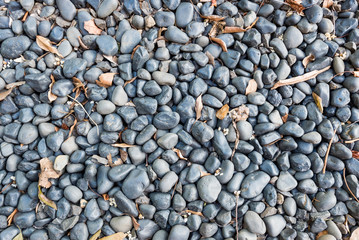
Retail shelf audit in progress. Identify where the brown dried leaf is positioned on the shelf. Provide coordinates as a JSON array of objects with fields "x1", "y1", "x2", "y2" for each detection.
[
  {"x1": 107, "y1": 153, "x2": 123, "y2": 167},
  {"x1": 322, "y1": 0, "x2": 333, "y2": 8},
  {"x1": 229, "y1": 104, "x2": 249, "y2": 122},
  {"x1": 271, "y1": 66, "x2": 330, "y2": 90},
  {"x1": 195, "y1": 94, "x2": 203, "y2": 121},
  {"x1": 77, "y1": 36, "x2": 89, "y2": 50},
  {"x1": 120, "y1": 149, "x2": 128, "y2": 162},
  {"x1": 201, "y1": 15, "x2": 226, "y2": 21},
  {"x1": 103, "y1": 55, "x2": 118, "y2": 65},
  {"x1": 89, "y1": 230, "x2": 101, "y2": 240},
  {"x1": 36, "y1": 36, "x2": 63, "y2": 57},
  {"x1": 211, "y1": 0, "x2": 217, "y2": 7},
  {"x1": 84, "y1": 19, "x2": 102, "y2": 35},
  {"x1": 72, "y1": 77, "x2": 87, "y2": 96},
  {"x1": 245, "y1": 79, "x2": 258, "y2": 95},
  {"x1": 112, "y1": 143, "x2": 136, "y2": 148},
  {"x1": 353, "y1": 71, "x2": 359, "y2": 77},
  {"x1": 315, "y1": 230, "x2": 328, "y2": 240},
  {"x1": 67, "y1": 118, "x2": 77, "y2": 139},
  {"x1": 282, "y1": 113, "x2": 289, "y2": 123},
  {"x1": 222, "y1": 17, "x2": 258, "y2": 33},
  {"x1": 209, "y1": 36, "x2": 227, "y2": 52},
  {"x1": 302, "y1": 54, "x2": 315, "y2": 68},
  {"x1": 199, "y1": 169, "x2": 211, "y2": 177},
  {"x1": 312, "y1": 92, "x2": 323, "y2": 113},
  {"x1": 352, "y1": 150, "x2": 359, "y2": 159},
  {"x1": 96, "y1": 73, "x2": 118, "y2": 88},
  {"x1": 216, "y1": 104, "x2": 229, "y2": 120},
  {"x1": 48, "y1": 75, "x2": 57, "y2": 103},
  {"x1": 131, "y1": 216, "x2": 140, "y2": 230},
  {"x1": 0, "y1": 81, "x2": 26, "y2": 101},
  {"x1": 131, "y1": 45, "x2": 141, "y2": 59},
  {"x1": 124, "y1": 76, "x2": 137, "y2": 87},
  {"x1": 285, "y1": 0, "x2": 305, "y2": 14},
  {"x1": 205, "y1": 51, "x2": 215, "y2": 66},
  {"x1": 102, "y1": 194, "x2": 110, "y2": 201},
  {"x1": 99, "y1": 232, "x2": 127, "y2": 240},
  {"x1": 38, "y1": 185, "x2": 57, "y2": 210},
  {"x1": 7, "y1": 208, "x2": 18, "y2": 226},
  {"x1": 39, "y1": 158, "x2": 61, "y2": 188},
  {"x1": 173, "y1": 148, "x2": 188, "y2": 160},
  {"x1": 185, "y1": 210, "x2": 205, "y2": 217}
]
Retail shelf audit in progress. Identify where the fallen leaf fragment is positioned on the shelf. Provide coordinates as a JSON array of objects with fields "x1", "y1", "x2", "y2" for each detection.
[
  {"x1": 209, "y1": 36, "x2": 227, "y2": 52},
  {"x1": 205, "y1": 51, "x2": 215, "y2": 66},
  {"x1": 322, "y1": 0, "x2": 333, "y2": 8},
  {"x1": 282, "y1": 113, "x2": 289, "y2": 123},
  {"x1": 48, "y1": 75, "x2": 57, "y2": 103},
  {"x1": 96, "y1": 73, "x2": 118, "y2": 88},
  {"x1": 353, "y1": 71, "x2": 359, "y2": 77},
  {"x1": 103, "y1": 55, "x2": 118, "y2": 65},
  {"x1": 211, "y1": 0, "x2": 217, "y2": 7},
  {"x1": 39, "y1": 158, "x2": 61, "y2": 188},
  {"x1": 124, "y1": 76, "x2": 137, "y2": 87},
  {"x1": 131, "y1": 216, "x2": 140, "y2": 230},
  {"x1": 38, "y1": 185, "x2": 57, "y2": 210},
  {"x1": 99, "y1": 232, "x2": 127, "y2": 240},
  {"x1": 89, "y1": 230, "x2": 102, "y2": 240},
  {"x1": 185, "y1": 210, "x2": 205, "y2": 217},
  {"x1": 112, "y1": 143, "x2": 136, "y2": 148},
  {"x1": 245, "y1": 79, "x2": 258, "y2": 95},
  {"x1": 119, "y1": 149, "x2": 128, "y2": 162},
  {"x1": 312, "y1": 92, "x2": 323, "y2": 113},
  {"x1": 7, "y1": 208, "x2": 17, "y2": 226},
  {"x1": 271, "y1": 66, "x2": 330, "y2": 90},
  {"x1": 352, "y1": 150, "x2": 359, "y2": 159},
  {"x1": 222, "y1": 17, "x2": 258, "y2": 33},
  {"x1": 229, "y1": 104, "x2": 249, "y2": 122},
  {"x1": 13, "y1": 227, "x2": 23, "y2": 240},
  {"x1": 195, "y1": 94, "x2": 203, "y2": 121},
  {"x1": 92, "y1": 155, "x2": 108, "y2": 165},
  {"x1": 285, "y1": 0, "x2": 305, "y2": 14},
  {"x1": 72, "y1": 77, "x2": 87, "y2": 97},
  {"x1": 108, "y1": 153, "x2": 123, "y2": 167},
  {"x1": 316, "y1": 230, "x2": 328, "y2": 240},
  {"x1": 173, "y1": 148, "x2": 188, "y2": 160},
  {"x1": 77, "y1": 36, "x2": 89, "y2": 50},
  {"x1": 199, "y1": 169, "x2": 211, "y2": 177},
  {"x1": 201, "y1": 15, "x2": 226, "y2": 21},
  {"x1": 0, "y1": 81, "x2": 26, "y2": 102},
  {"x1": 302, "y1": 54, "x2": 315, "y2": 68},
  {"x1": 36, "y1": 36, "x2": 63, "y2": 57},
  {"x1": 102, "y1": 194, "x2": 110, "y2": 201},
  {"x1": 216, "y1": 104, "x2": 229, "y2": 120},
  {"x1": 84, "y1": 19, "x2": 102, "y2": 35},
  {"x1": 131, "y1": 45, "x2": 141, "y2": 59}
]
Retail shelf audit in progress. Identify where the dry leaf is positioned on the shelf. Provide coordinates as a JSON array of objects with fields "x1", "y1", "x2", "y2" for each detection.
[
  {"x1": 216, "y1": 104, "x2": 229, "y2": 120},
  {"x1": 36, "y1": 36, "x2": 63, "y2": 57},
  {"x1": 245, "y1": 79, "x2": 258, "y2": 95},
  {"x1": 131, "y1": 45, "x2": 141, "y2": 59},
  {"x1": 302, "y1": 54, "x2": 315, "y2": 68},
  {"x1": 119, "y1": 149, "x2": 128, "y2": 162},
  {"x1": 199, "y1": 169, "x2": 211, "y2": 177},
  {"x1": 89, "y1": 230, "x2": 102, "y2": 240},
  {"x1": 185, "y1": 210, "x2": 205, "y2": 217},
  {"x1": 48, "y1": 75, "x2": 57, "y2": 103},
  {"x1": 211, "y1": 0, "x2": 217, "y2": 7},
  {"x1": 38, "y1": 185, "x2": 57, "y2": 210},
  {"x1": 96, "y1": 73, "x2": 118, "y2": 88},
  {"x1": 92, "y1": 155, "x2": 108, "y2": 165},
  {"x1": 103, "y1": 55, "x2": 118, "y2": 65},
  {"x1": 84, "y1": 19, "x2": 102, "y2": 35},
  {"x1": 99, "y1": 232, "x2": 127, "y2": 240},
  {"x1": 205, "y1": 51, "x2": 215, "y2": 66},
  {"x1": 77, "y1": 36, "x2": 89, "y2": 50},
  {"x1": 108, "y1": 153, "x2": 123, "y2": 167},
  {"x1": 350, "y1": 225, "x2": 359, "y2": 240},
  {"x1": 39, "y1": 158, "x2": 61, "y2": 188},
  {"x1": 271, "y1": 66, "x2": 330, "y2": 90},
  {"x1": 102, "y1": 194, "x2": 110, "y2": 201},
  {"x1": 201, "y1": 15, "x2": 226, "y2": 21},
  {"x1": 13, "y1": 232, "x2": 23, "y2": 240},
  {"x1": 7, "y1": 208, "x2": 18, "y2": 226},
  {"x1": 124, "y1": 76, "x2": 137, "y2": 87},
  {"x1": 209, "y1": 36, "x2": 227, "y2": 52},
  {"x1": 285, "y1": 0, "x2": 305, "y2": 14},
  {"x1": 229, "y1": 105, "x2": 249, "y2": 122},
  {"x1": 353, "y1": 71, "x2": 359, "y2": 77},
  {"x1": 0, "y1": 81, "x2": 26, "y2": 101},
  {"x1": 222, "y1": 17, "x2": 258, "y2": 33},
  {"x1": 316, "y1": 231, "x2": 328, "y2": 240},
  {"x1": 282, "y1": 113, "x2": 289, "y2": 123},
  {"x1": 195, "y1": 94, "x2": 203, "y2": 121},
  {"x1": 131, "y1": 216, "x2": 140, "y2": 230},
  {"x1": 72, "y1": 77, "x2": 87, "y2": 97},
  {"x1": 125, "y1": 101, "x2": 136, "y2": 107},
  {"x1": 352, "y1": 150, "x2": 359, "y2": 159},
  {"x1": 322, "y1": 0, "x2": 333, "y2": 8},
  {"x1": 173, "y1": 148, "x2": 188, "y2": 160},
  {"x1": 312, "y1": 92, "x2": 323, "y2": 113},
  {"x1": 112, "y1": 143, "x2": 136, "y2": 148}
]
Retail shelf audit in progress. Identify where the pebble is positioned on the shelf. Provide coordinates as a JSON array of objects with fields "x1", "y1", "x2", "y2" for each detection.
[
  {"x1": 56, "y1": 0, "x2": 76, "y2": 21},
  {"x1": 96, "y1": 35, "x2": 118, "y2": 56},
  {"x1": 197, "y1": 175, "x2": 221, "y2": 203}
]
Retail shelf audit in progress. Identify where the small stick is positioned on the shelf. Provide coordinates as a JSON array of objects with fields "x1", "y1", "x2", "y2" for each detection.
[
  {"x1": 343, "y1": 168, "x2": 359, "y2": 203},
  {"x1": 323, "y1": 127, "x2": 337, "y2": 174}
]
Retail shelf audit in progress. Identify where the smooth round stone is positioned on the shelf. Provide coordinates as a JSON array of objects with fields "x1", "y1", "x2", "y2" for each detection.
[
  {"x1": 331, "y1": 88, "x2": 350, "y2": 107},
  {"x1": 243, "y1": 211, "x2": 266, "y2": 234},
  {"x1": 313, "y1": 190, "x2": 337, "y2": 211},
  {"x1": 276, "y1": 171, "x2": 298, "y2": 192},
  {"x1": 263, "y1": 215, "x2": 286, "y2": 237},
  {"x1": 97, "y1": 100, "x2": 116, "y2": 115},
  {"x1": 122, "y1": 169, "x2": 150, "y2": 199},
  {"x1": 165, "y1": 26, "x2": 190, "y2": 44},
  {"x1": 152, "y1": 71, "x2": 176, "y2": 85},
  {"x1": 0, "y1": 36, "x2": 31, "y2": 59},
  {"x1": 121, "y1": 29, "x2": 141, "y2": 54},
  {"x1": 192, "y1": 122, "x2": 214, "y2": 143},
  {"x1": 110, "y1": 216, "x2": 133, "y2": 233},
  {"x1": 20, "y1": 0, "x2": 34, "y2": 11},
  {"x1": 154, "y1": 11, "x2": 175, "y2": 27},
  {"x1": 301, "y1": 131, "x2": 322, "y2": 144},
  {"x1": 17, "y1": 124, "x2": 38, "y2": 144},
  {"x1": 197, "y1": 175, "x2": 221, "y2": 203},
  {"x1": 96, "y1": 35, "x2": 118, "y2": 56},
  {"x1": 54, "y1": 155, "x2": 69, "y2": 172},
  {"x1": 157, "y1": 133, "x2": 178, "y2": 150},
  {"x1": 240, "y1": 171, "x2": 270, "y2": 199},
  {"x1": 64, "y1": 186, "x2": 83, "y2": 203},
  {"x1": 52, "y1": 79, "x2": 73, "y2": 97},
  {"x1": 236, "y1": 121, "x2": 253, "y2": 141},
  {"x1": 248, "y1": 92, "x2": 266, "y2": 105},
  {"x1": 168, "y1": 225, "x2": 190, "y2": 240},
  {"x1": 305, "y1": 5, "x2": 323, "y2": 23},
  {"x1": 112, "y1": 86, "x2": 128, "y2": 106},
  {"x1": 56, "y1": 0, "x2": 76, "y2": 21},
  {"x1": 97, "y1": 0, "x2": 118, "y2": 18},
  {"x1": 175, "y1": 3, "x2": 193, "y2": 28},
  {"x1": 62, "y1": 58, "x2": 87, "y2": 78},
  {"x1": 153, "y1": 112, "x2": 180, "y2": 130},
  {"x1": 283, "y1": 197, "x2": 297, "y2": 216},
  {"x1": 70, "y1": 223, "x2": 89, "y2": 240}
]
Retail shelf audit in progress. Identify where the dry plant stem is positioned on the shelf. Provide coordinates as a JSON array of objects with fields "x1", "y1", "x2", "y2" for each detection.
[
  {"x1": 323, "y1": 127, "x2": 337, "y2": 174},
  {"x1": 230, "y1": 119, "x2": 240, "y2": 161},
  {"x1": 345, "y1": 138, "x2": 359, "y2": 143},
  {"x1": 67, "y1": 95, "x2": 99, "y2": 135},
  {"x1": 271, "y1": 66, "x2": 331, "y2": 90},
  {"x1": 343, "y1": 168, "x2": 359, "y2": 203},
  {"x1": 88, "y1": 182, "x2": 104, "y2": 199},
  {"x1": 235, "y1": 193, "x2": 239, "y2": 240}
]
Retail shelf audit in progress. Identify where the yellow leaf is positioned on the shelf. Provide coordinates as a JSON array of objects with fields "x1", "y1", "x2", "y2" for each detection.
[
  {"x1": 216, "y1": 104, "x2": 229, "y2": 120},
  {"x1": 245, "y1": 79, "x2": 258, "y2": 95},
  {"x1": 13, "y1": 231, "x2": 23, "y2": 240},
  {"x1": 312, "y1": 92, "x2": 323, "y2": 113},
  {"x1": 112, "y1": 143, "x2": 136, "y2": 148},
  {"x1": 195, "y1": 94, "x2": 203, "y2": 121},
  {"x1": 302, "y1": 54, "x2": 315, "y2": 68},
  {"x1": 96, "y1": 73, "x2": 118, "y2": 88},
  {"x1": 90, "y1": 230, "x2": 102, "y2": 240},
  {"x1": 84, "y1": 19, "x2": 102, "y2": 35},
  {"x1": 36, "y1": 36, "x2": 63, "y2": 57},
  {"x1": 38, "y1": 185, "x2": 57, "y2": 210},
  {"x1": 99, "y1": 232, "x2": 127, "y2": 240}
]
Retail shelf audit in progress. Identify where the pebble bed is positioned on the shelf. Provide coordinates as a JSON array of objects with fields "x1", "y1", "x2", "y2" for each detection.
[{"x1": 0, "y1": 0, "x2": 359, "y2": 239}]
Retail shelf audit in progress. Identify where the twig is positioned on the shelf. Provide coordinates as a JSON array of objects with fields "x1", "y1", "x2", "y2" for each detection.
[
  {"x1": 323, "y1": 127, "x2": 337, "y2": 174},
  {"x1": 343, "y1": 168, "x2": 359, "y2": 203},
  {"x1": 87, "y1": 182, "x2": 104, "y2": 199},
  {"x1": 67, "y1": 95, "x2": 99, "y2": 135},
  {"x1": 235, "y1": 191, "x2": 239, "y2": 240},
  {"x1": 345, "y1": 138, "x2": 359, "y2": 143},
  {"x1": 171, "y1": 180, "x2": 178, "y2": 199}
]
